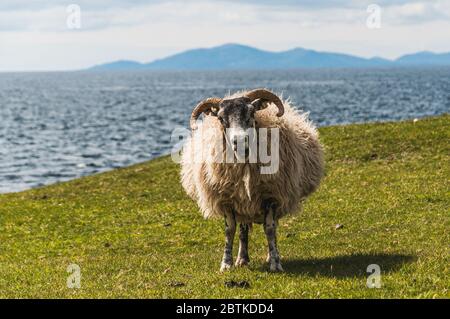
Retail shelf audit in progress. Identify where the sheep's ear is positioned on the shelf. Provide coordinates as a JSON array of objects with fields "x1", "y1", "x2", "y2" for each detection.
[{"x1": 251, "y1": 98, "x2": 268, "y2": 111}]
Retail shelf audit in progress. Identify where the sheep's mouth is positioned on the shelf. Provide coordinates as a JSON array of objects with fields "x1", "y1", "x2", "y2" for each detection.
[
  {"x1": 233, "y1": 149, "x2": 250, "y2": 162},
  {"x1": 225, "y1": 130, "x2": 257, "y2": 163}
]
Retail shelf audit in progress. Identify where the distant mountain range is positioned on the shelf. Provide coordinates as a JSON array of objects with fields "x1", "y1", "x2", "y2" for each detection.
[{"x1": 89, "y1": 43, "x2": 450, "y2": 71}]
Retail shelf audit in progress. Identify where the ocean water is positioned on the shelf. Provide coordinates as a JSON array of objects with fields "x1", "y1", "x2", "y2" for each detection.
[{"x1": 0, "y1": 68, "x2": 449, "y2": 193}]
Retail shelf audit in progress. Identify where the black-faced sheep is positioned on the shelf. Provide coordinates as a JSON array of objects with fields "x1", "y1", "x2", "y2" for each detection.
[{"x1": 180, "y1": 89, "x2": 324, "y2": 272}]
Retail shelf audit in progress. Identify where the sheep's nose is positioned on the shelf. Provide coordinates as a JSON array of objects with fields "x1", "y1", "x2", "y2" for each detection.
[
  {"x1": 231, "y1": 135, "x2": 249, "y2": 151},
  {"x1": 232, "y1": 137, "x2": 238, "y2": 149}
]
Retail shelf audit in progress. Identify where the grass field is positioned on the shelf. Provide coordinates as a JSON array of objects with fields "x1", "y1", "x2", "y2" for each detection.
[{"x1": 0, "y1": 115, "x2": 448, "y2": 298}]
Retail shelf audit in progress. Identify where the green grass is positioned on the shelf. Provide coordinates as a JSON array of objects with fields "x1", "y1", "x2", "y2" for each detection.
[{"x1": 0, "y1": 115, "x2": 449, "y2": 298}]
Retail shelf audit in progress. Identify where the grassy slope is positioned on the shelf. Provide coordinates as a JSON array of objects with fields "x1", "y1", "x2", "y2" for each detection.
[{"x1": 0, "y1": 115, "x2": 448, "y2": 298}]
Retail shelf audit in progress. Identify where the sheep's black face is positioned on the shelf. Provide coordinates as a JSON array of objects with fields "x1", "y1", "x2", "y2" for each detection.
[
  {"x1": 213, "y1": 97, "x2": 264, "y2": 160},
  {"x1": 216, "y1": 97, "x2": 255, "y2": 130}
]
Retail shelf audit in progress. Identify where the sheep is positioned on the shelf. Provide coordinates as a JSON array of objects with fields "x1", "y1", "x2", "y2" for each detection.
[{"x1": 180, "y1": 88, "x2": 324, "y2": 272}]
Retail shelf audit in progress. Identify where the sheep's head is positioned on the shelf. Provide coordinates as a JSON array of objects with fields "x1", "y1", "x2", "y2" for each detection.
[{"x1": 190, "y1": 89, "x2": 284, "y2": 160}]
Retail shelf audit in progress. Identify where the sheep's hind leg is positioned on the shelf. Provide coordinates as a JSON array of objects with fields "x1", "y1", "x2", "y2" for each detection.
[
  {"x1": 235, "y1": 223, "x2": 250, "y2": 267},
  {"x1": 220, "y1": 211, "x2": 236, "y2": 272},
  {"x1": 263, "y1": 202, "x2": 283, "y2": 272}
]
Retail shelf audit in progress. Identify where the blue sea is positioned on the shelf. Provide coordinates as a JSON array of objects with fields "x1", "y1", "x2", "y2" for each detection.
[{"x1": 0, "y1": 68, "x2": 449, "y2": 193}]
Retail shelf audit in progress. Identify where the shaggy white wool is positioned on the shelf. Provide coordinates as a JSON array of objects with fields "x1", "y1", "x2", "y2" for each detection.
[{"x1": 180, "y1": 93, "x2": 324, "y2": 224}]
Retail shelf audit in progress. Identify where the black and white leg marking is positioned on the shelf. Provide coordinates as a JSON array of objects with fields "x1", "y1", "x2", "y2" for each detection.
[
  {"x1": 220, "y1": 211, "x2": 236, "y2": 272},
  {"x1": 235, "y1": 223, "x2": 250, "y2": 267},
  {"x1": 263, "y1": 201, "x2": 283, "y2": 272}
]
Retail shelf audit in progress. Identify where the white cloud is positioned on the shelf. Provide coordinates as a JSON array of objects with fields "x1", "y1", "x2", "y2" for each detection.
[{"x1": 383, "y1": 1, "x2": 450, "y2": 24}]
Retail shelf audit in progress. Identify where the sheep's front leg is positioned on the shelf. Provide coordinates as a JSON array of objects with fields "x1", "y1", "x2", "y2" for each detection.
[
  {"x1": 263, "y1": 202, "x2": 283, "y2": 272},
  {"x1": 220, "y1": 211, "x2": 236, "y2": 272},
  {"x1": 235, "y1": 223, "x2": 250, "y2": 266}
]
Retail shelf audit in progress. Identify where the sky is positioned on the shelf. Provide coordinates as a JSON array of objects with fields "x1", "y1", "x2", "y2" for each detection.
[{"x1": 0, "y1": 0, "x2": 450, "y2": 71}]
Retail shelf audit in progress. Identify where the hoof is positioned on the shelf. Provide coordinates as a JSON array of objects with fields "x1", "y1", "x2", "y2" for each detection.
[
  {"x1": 269, "y1": 260, "x2": 284, "y2": 272},
  {"x1": 220, "y1": 261, "x2": 233, "y2": 272},
  {"x1": 235, "y1": 256, "x2": 250, "y2": 267}
]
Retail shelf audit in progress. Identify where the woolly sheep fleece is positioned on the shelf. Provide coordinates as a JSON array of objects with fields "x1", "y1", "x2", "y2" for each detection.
[{"x1": 180, "y1": 93, "x2": 324, "y2": 224}]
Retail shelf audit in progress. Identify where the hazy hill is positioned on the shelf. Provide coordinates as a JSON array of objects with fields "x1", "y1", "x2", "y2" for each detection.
[{"x1": 89, "y1": 44, "x2": 449, "y2": 70}]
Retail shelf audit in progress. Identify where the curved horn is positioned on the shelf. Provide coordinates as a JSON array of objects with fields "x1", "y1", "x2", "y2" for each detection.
[
  {"x1": 190, "y1": 97, "x2": 222, "y2": 130},
  {"x1": 245, "y1": 89, "x2": 284, "y2": 117}
]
